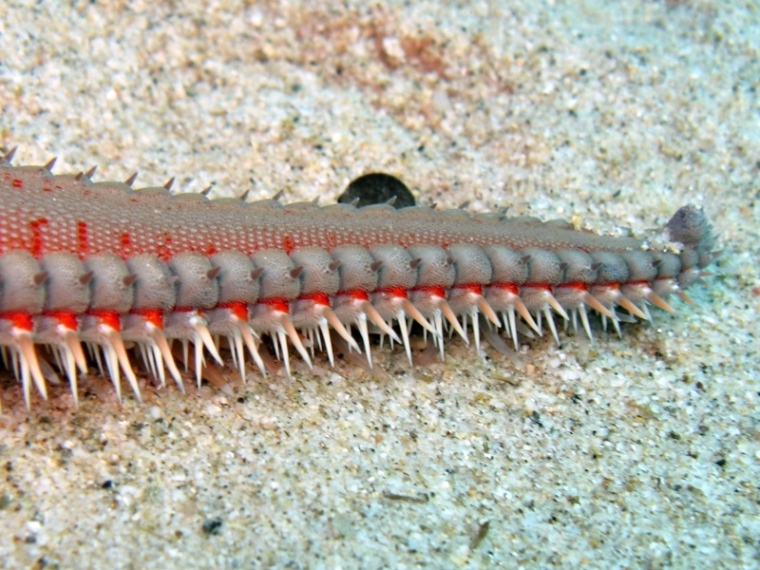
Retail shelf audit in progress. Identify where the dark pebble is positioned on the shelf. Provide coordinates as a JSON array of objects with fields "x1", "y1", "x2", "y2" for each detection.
[
  {"x1": 202, "y1": 518, "x2": 223, "y2": 535},
  {"x1": 338, "y1": 173, "x2": 416, "y2": 209}
]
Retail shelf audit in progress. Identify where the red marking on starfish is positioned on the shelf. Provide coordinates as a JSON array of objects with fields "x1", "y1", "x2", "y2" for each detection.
[
  {"x1": 44, "y1": 310, "x2": 79, "y2": 330},
  {"x1": 120, "y1": 232, "x2": 133, "y2": 256},
  {"x1": 490, "y1": 282, "x2": 520, "y2": 295},
  {"x1": 412, "y1": 285, "x2": 447, "y2": 298},
  {"x1": 131, "y1": 308, "x2": 164, "y2": 328},
  {"x1": 76, "y1": 221, "x2": 89, "y2": 256},
  {"x1": 454, "y1": 283, "x2": 484, "y2": 295},
  {"x1": 0, "y1": 311, "x2": 34, "y2": 331},
  {"x1": 298, "y1": 292, "x2": 331, "y2": 306},
  {"x1": 374, "y1": 286, "x2": 408, "y2": 298},
  {"x1": 556, "y1": 282, "x2": 588, "y2": 291},
  {"x1": 337, "y1": 289, "x2": 370, "y2": 302},
  {"x1": 217, "y1": 301, "x2": 250, "y2": 321},
  {"x1": 258, "y1": 297, "x2": 290, "y2": 314},
  {"x1": 29, "y1": 218, "x2": 49, "y2": 258},
  {"x1": 87, "y1": 309, "x2": 122, "y2": 331}
]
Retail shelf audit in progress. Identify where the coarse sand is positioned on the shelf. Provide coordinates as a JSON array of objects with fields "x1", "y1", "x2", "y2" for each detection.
[{"x1": 0, "y1": 1, "x2": 758, "y2": 568}]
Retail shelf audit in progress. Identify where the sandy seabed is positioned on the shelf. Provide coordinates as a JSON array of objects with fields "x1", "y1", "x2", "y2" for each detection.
[{"x1": 0, "y1": 1, "x2": 758, "y2": 568}]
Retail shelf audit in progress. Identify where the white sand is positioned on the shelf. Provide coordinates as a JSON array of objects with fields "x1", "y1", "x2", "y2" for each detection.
[{"x1": 0, "y1": 1, "x2": 758, "y2": 567}]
